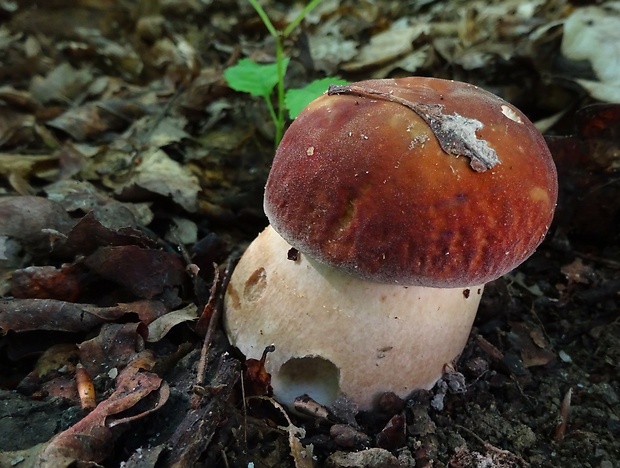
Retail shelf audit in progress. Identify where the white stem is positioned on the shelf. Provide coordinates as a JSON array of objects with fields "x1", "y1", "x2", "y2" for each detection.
[{"x1": 224, "y1": 226, "x2": 483, "y2": 410}]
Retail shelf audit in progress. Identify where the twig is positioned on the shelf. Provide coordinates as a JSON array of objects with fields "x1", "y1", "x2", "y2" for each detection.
[
  {"x1": 553, "y1": 387, "x2": 572, "y2": 442},
  {"x1": 455, "y1": 424, "x2": 530, "y2": 467},
  {"x1": 195, "y1": 265, "x2": 221, "y2": 387}
]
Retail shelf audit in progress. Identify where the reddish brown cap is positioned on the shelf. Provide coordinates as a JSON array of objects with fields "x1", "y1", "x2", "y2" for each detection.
[{"x1": 264, "y1": 77, "x2": 558, "y2": 287}]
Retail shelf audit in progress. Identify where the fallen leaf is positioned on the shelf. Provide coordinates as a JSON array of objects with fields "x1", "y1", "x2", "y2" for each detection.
[
  {"x1": 146, "y1": 303, "x2": 198, "y2": 342},
  {"x1": 244, "y1": 345, "x2": 275, "y2": 397},
  {"x1": 561, "y1": 258, "x2": 594, "y2": 285},
  {"x1": 29, "y1": 63, "x2": 93, "y2": 105},
  {"x1": 58, "y1": 210, "x2": 157, "y2": 258},
  {"x1": 342, "y1": 23, "x2": 428, "y2": 72},
  {"x1": 35, "y1": 357, "x2": 169, "y2": 466},
  {"x1": 108, "y1": 148, "x2": 201, "y2": 212},
  {"x1": 508, "y1": 322, "x2": 556, "y2": 368},
  {"x1": 11, "y1": 264, "x2": 88, "y2": 302},
  {"x1": 0, "y1": 196, "x2": 74, "y2": 254},
  {"x1": 84, "y1": 245, "x2": 186, "y2": 299},
  {"x1": 47, "y1": 99, "x2": 149, "y2": 141},
  {"x1": 78, "y1": 323, "x2": 147, "y2": 377},
  {"x1": 0, "y1": 298, "x2": 167, "y2": 334}
]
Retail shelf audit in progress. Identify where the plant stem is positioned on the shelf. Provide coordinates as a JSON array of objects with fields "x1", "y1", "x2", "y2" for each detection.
[
  {"x1": 274, "y1": 36, "x2": 285, "y2": 146},
  {"x1": 263, "y1": 95, "x2": 278, "y2": 136},
  {"x1": 247, "y1": 0, "x2": 278, "y2": 37},
  {"x1": 283, "y1": 0, "x2": 325, "y2": 36},
  {"x1": 248, "y1": 0, "x2": 326, "y2": 146}
]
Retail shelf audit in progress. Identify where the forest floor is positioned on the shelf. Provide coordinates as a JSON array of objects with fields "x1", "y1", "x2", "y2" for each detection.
[{"x1": 0, "y1": 1, "x2": 618, "y2": 467}]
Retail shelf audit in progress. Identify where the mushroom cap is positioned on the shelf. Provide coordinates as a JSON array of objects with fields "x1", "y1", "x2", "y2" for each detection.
[{"x1": 264, "y1": 77, "x2": 558, "y2": 287}]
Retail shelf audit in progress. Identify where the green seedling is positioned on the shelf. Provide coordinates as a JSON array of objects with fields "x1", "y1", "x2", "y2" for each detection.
[{"x1": 224, "y1": 0, "x2": 347, "y2": 146}]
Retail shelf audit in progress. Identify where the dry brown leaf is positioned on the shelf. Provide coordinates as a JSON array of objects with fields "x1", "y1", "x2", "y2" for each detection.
[
  {"x1": 342, "y1": 23, "x2": 428, "y2": 73},
  {"x1": 146, "y1": 303, "x2": 198, "y2": 342},
  {"x1": 0, "y1": 298, "x2": 167, "y2": 334},
  {"x1": 84, "y1": 245, "x2": 186, "y2": 299},
  {"x1": 78, "y1": 323, "x2": 147, "y2": 377},
  {"x1": 0, "y1": 196, "x2": 74, "y2": 253},
  {"x1": 561, "y1": 258, "x2": 594, "y2": 285},
  {"x1": 244, "y1": 345, "x2": 275, "y2": 397},
  {"x1": 16, "y1": 344, "x2": 79, "y2": 397},
  {"x1": 508, "y1": 322, "x2": 556, "y2": 368},
  {"x1": 35, "y1": 358, "x2": 169, "y2": 466},
  {"x1": 29, "y1": 63, "x2": 94, "y2": 105},
  {"x1": 11, "y1": 264, "x2": 87, "y2": 302},
  {"x1": 47, "y1": 99, "x2": 149, "y2": 141},
  {"x1": 58, "y1": 210, "x2": 157, "y2": 258},
  {"x1": 107, "y1": 148, "x2": 200, "y2": 212},
  {"x1": 253, "y1": 396, "x2": 314, "y2": 468}
]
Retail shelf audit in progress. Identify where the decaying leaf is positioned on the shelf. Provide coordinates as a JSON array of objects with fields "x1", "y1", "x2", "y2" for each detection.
[
  {"x1": 146, "y1": 303, "x2": 198, "y2": 342},
  {"x1": 84, "y1": 245, "x2": 186, "y2": 299},
  {"x1": 508, "y1": 322, "x2": 556, "y2": 368},
  {"x1": 0, "y1": 196, "x2": 74, "y2": 253},
  {"x1": 10, "y1": 264, "x2": 86, "y2": 302},
  {"x1": 35, "y1": 357, "x2": 169, "y2": 466},
  {"x1": 29, "y1": 63, "x2": 94, "y2": 105},
  {"x1": 47, "y1": 99, "x2": 150, "y2": 141},
  {"x1": 562, "y1": 4, "x2": 620, "y2": 102},
  {"x1": 78, "y1": 323, "x2": 147, "y2": 377},
  {"x1": 342, "y1": 23, "x2": 428, "y2": 73},
  {"x1": 252, "y1": 396, "x2": 314, "y2": 468},
  {"x1": 244, "y1": 345, "x2": 275, "y2": 397},
  {"x1": 105, "y1": 148, "x2": 201, "y2": 212},
  {"x1": 0, "y1": 298, "x2": 167, "y2": 334}
]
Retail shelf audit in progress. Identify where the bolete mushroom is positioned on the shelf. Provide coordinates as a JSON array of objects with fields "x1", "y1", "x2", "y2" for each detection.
[{"x1": 224, "y1": 77, "x2": 558, "y2": 410}]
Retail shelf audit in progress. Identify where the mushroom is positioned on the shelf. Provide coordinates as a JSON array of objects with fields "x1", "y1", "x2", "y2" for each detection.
[{"x1": 224, "y1": 77, "x2": 558, "y2": 411}]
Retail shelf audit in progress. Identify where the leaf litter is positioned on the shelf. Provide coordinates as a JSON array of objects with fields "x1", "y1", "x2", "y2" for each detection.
[{"x1": 0, "y1": 0, "x2": 618, "y2": 467}]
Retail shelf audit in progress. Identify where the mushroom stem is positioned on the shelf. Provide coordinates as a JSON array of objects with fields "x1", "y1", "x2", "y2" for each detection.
[{"x1": 224, "y1": 226, "x2": 484, "y2": 410}]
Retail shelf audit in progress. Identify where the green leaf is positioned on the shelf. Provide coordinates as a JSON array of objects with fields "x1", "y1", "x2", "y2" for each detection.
[
  {"x1": 224, "y1": 58, "x2": 289, "y2": 98},
  {"x1": 285, "y1": 77, "x2": 349, "y2": 119}
]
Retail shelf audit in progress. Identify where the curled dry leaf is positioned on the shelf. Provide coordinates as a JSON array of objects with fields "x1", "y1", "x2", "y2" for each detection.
[
  {"x1": 16, "y1": 343, "x2": 79, "y2": 396},
  {"x1": 561, "y1": 5, "x2": 620, "y2": 102},
  {"x1": 78, "y1": 323, "x2": 148, "y2": 377},
  {"x1": 59, "y1": 210, "x2": 158, "y2": 257},
  {"x1": 146, "y1": 303, "x2": 198, "y2": 342},
  {"x1": 376, "y1": 413, "x2": 406, "y2": 450},
  {"x1": 341, "y1": 24, "x2": 428, "y2": 73},
  {"x1": 560, "y1": 258, "x2": 595, "y2": 285},
  {"x1": 508, "y1": 322, "x2": 556, "y2": 368},
  {"x1": 0, "y1": 298, "x2": 167, "y2": 334},
  {"x1": 35, "y1": 358, "x2": 169, "y2": 466},
  {"x1": 244, "y1": 345, "x2": 275, "y2": 397}
]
